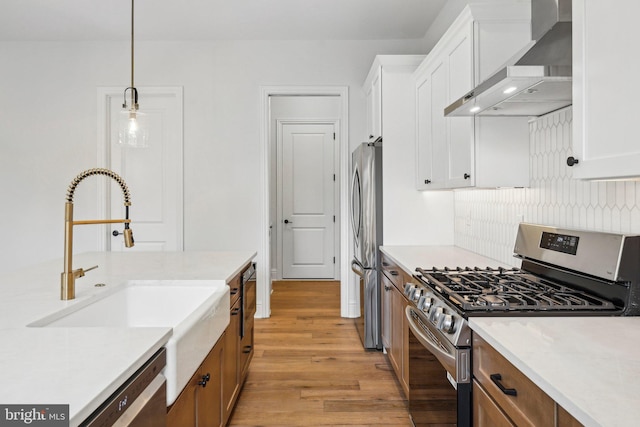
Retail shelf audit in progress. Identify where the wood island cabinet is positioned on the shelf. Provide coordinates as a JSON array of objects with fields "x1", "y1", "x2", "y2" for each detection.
[
  {"x1": 167, "y1": 334, "x2": 224, "y2": 427},
  {"x1": 167, "y1": 262, "x2": 255, "y2": 427}
]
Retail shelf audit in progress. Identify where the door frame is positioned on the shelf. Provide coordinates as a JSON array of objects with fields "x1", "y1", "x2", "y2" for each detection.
[
  {"x1": 276, "y1": 119, "x2": 340, "y2": 280},
  {"x1": 96, "y1": 86, "x2": 184, "y2": 251},
  {"x1": 260, "y1": 86, "x2": 351, "y2": 319}
]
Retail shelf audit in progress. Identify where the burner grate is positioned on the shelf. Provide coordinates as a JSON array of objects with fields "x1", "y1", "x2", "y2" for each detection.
[{"x1": 415, "y1": 267, "x2": 616, "y2": 312}]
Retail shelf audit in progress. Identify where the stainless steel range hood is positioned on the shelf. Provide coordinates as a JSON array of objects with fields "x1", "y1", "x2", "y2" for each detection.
[{"x1": 445, "y1": 0, "x2": 572, "y2": 117}]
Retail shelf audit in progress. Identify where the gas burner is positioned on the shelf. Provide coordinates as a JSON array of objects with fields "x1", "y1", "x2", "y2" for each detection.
[{"x1": 415, "y1": 266, "x2": 617, "y2": 313}]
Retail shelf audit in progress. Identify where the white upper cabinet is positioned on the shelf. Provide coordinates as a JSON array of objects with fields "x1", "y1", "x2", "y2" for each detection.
[
  {"x1": 415, "y1": 4, "x2": 531, "y2": 190},
  {"x1": 572, "y1": 0, "x2": 640, "y2": 180},
  {"x1": 365, "y1": 67, "x2": 382, "y2": 142}
]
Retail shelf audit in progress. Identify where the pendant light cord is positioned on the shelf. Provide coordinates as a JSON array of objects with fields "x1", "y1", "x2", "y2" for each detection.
[{"x1": 131, "y1": 0, "x2": 135, "y2": 89}]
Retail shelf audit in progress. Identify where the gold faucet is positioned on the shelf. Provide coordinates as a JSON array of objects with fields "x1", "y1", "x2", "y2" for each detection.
[{"x1": 61, "y1": 168, "x2": 135, "y2": 300}]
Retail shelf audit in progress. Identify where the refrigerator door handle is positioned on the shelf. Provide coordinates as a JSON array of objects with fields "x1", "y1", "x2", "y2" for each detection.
[{"x1": 351, "y1": 259, "x2": 367, "y2": 277}]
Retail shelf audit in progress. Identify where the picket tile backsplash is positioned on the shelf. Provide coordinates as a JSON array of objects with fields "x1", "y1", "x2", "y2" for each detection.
[{"x1": 454, "y1": 107, "x2": 640, "y2": 267}]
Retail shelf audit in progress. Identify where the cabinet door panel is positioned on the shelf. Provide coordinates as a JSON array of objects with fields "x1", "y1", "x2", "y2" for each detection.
[
  {"x1": 473, "y1": 380, "x2": 515, "y2": 427},
  {"x1": 573, "y1": 0, "x2": 640, "y2": 179},
  {"x1": 366, "y1": 67, "x2": 382, "y2": 141},
  {"x1": 415, "y1": 76, "x2": 433, "y2": 189},
  {"x1": 380, "y1": 273, "x2": 393, "y2": 349},
  {"x1": 223, "y1": 299, "x2": 241, "y2": 421},
  {"x1": 198, "y1": 340, "x2": 223, "y2": 427},
  {"x1": 447, "y1": 25, "x2": 474, "y2": 186},
  {"x1": 430, "y1": 61, "x2": 449, "y2": 186}
]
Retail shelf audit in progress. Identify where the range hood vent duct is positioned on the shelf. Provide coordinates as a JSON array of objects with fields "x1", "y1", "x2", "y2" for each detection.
[{"x1": 445, "y1": 0, "x2": 572, "y2": 117}]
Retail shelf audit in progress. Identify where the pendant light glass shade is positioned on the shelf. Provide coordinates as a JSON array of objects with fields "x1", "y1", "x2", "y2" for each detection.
[
  {"x1": 118, "y1": 107, "x2": 149, "y2": 148},
  {"x1": 118, "y1": 0, "x2": 148, "y2": 148}
]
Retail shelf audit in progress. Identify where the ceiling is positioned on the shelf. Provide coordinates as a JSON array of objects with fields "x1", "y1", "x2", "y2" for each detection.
[{"x1": 0, "y1": 0, "x2": 448, "y2": 42}]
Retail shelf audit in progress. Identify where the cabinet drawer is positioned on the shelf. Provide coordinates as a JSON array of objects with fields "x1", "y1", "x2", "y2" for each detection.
[
  {"x1": 380, "y1": 254, "x2": 408, "y2": 291},
  {"x1": 473, "y1": 380, "x2": 515, "y2": 427},
  {"x1": 473, "y1": 334, "x2": 554, "y2": 427},
  {"x1": 228, "y1": 273, "x2": 241, "y2": 306}
]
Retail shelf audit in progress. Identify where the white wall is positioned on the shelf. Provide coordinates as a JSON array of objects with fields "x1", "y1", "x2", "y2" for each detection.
[
  {"x1": 455, "y1": 107, "x2": 640, "y2": 266},
  {"x1": 0, "y1": 39, "x2": 427, "y2": 306}
]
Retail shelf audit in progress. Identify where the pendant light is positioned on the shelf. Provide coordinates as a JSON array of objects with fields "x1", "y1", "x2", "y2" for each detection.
[{"x1": 118, "y1": 0, "x2": 149, "y2": 148}]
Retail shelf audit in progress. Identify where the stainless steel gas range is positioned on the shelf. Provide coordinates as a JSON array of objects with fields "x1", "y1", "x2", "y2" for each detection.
[{"x1": 404, "y1": 223, "x2": 640, "y2": 427}]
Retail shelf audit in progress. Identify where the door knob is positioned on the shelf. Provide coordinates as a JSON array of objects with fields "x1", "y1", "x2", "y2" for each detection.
[
  {"x1": 112, "y1": 230, "x2": 122, "y2": 236},
  {"x1": 284, "y1": 219, "x2": 293, "y2": 224}
]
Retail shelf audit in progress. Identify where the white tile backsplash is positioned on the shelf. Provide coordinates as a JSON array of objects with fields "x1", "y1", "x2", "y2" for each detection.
[{"x1": 454, "y1": 107, "x2": 640, "y2": 267}]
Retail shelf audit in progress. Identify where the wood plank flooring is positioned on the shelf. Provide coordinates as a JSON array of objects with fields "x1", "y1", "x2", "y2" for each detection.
[{"x1": 227, "y1": 280, "x2": 411, "y2": 427}]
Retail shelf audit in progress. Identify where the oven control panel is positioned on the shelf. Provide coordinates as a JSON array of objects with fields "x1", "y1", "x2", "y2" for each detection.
[{"x1": 540, "y1": 231, "x2": 579, "y2": 255}]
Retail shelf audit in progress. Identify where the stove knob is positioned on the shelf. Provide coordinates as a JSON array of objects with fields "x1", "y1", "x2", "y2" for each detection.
[
  {"x1": 432, "y1": 306, "x2": 444, "y2": 323},
  {"x1": 417, "y1": 295, "x2": 426, "y2": 310},
  {"x1": 440, "y1": 314, "x2": 455, "y2": 334},
  {"x1": 423, "y1": 297, "x2": 434, "y2": 312},
  {"x1": 411, "y1": 287, "x2": 423, "y2": 302},
  {"x1": 404, "y1": 284, "x2": 414, "y2": 296}
]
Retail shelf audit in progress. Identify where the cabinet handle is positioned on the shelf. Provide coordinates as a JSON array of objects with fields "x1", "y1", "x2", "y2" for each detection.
[
  {"x1": 424, "y1": 179, "x2": 431, "y2": 184},
  {"x1": 230, "y1": 288, "x2": 239, "y2": 295},
  {"x1": 464, "y1": 173, "x2": 471, "y2": 180},
  {"x1": 382, "y1": 262, "x2": 389, "y2": 267},
  {"x1": 198, "y1": 373, "x2": 211, "y2": 387},
  {"x1": 232, "y1": 307, "x2": 240, "y2": 316},
  {"x1": 390, "y1": 271, "x2": 399, "y2": 276},
  {"x1": 490, "y1": 373, "x2": 517, "y2": 396},
  {"x1": 566, "y1": 156, "x2": 579, "y2": 166},
  {"x1": 369, "y1": 134, "x2": 374, "y2": 139},
  {"x1": 384, "y1": 285, "x2": 391, "y2": 291},
  {"x1": 243, "y1": 345, "x2": 252, "y2": 354}
]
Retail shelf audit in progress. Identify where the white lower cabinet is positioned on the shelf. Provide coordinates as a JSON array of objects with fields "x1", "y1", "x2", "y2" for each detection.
[{"x1": 415, "y1": 4, "x2": 531, "y2": 190}]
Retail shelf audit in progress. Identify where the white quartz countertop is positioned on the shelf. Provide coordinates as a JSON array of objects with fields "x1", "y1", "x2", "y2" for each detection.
[
  {"x1": 379, "y1": 245, "x2": 508, "y2": 274},
  {"x1": 471, "y1": 317, "x2": 640, "y2": 427},
  {"x1": 0, "y1": 250, "x2": 256, "y2": 426}
]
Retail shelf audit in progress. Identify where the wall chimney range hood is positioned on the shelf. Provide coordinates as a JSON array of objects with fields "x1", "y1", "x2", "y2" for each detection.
[{"x1": 445, "y1": 0, "x2": 572, "y2": 117}]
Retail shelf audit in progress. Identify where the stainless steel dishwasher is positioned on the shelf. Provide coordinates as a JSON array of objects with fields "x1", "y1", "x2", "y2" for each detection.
[{"x1": 80, "y1": 348, "x2": 167, "y2": 427}]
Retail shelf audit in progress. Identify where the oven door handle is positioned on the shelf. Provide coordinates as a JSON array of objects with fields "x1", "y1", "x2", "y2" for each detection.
[{"x1": 405, "y1": 306, "x2": 458, "y2": 378}]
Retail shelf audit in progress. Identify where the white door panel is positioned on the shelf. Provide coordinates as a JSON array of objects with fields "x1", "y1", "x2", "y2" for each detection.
[
  {"x1": 98, "y1": 87, "x2": 183, "y2": 252},
  {"x1": 280, "y1": 123, "x2": 335, "y2": 279}
]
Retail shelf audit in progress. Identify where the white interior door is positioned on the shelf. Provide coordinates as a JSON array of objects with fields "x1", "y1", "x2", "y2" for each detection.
[
  {"x1": 280, "y1": 122, "x2": 336, "y2": 279},
  {"x1": 98, "y1": 87, "x2": 183, "y2": 252}
]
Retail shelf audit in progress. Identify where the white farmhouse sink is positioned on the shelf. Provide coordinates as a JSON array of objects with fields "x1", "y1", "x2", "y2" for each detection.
[{"x1": 29, "y1": 280, "x2": 230, "y2": 405}]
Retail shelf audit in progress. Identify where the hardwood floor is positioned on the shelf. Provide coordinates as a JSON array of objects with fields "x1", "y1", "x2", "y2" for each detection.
[{"x1": 227, "y1": 280, "x2": 411, "y2": 427}]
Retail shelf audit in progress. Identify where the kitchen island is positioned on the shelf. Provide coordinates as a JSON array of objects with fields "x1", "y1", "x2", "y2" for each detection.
[
  {"x1": 381, "y1": 245, "x2": 640, "y2": 427},
  {"x1": 0, "y1": 251, "x2": 255, "y2": 426}
]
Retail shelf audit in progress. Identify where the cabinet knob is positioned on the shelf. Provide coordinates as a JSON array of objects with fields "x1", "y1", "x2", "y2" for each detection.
[
  {"x1": 198, "y1": 373, "x2": 211, "y2": 387},
  {"x1": 566, "y1": 156, "x2": 579, "y2": 167},
  {"x1": 424, "y1": 179, "x2": 431, "y2": 184},
  {"x1": 463, "y1": 173, "x2": 471, "y2": 180}
]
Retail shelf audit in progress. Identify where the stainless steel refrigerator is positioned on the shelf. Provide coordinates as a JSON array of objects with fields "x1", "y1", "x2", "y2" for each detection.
[{"x1": 350, "y1": 139, "x2": 382, "y2": 350}]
